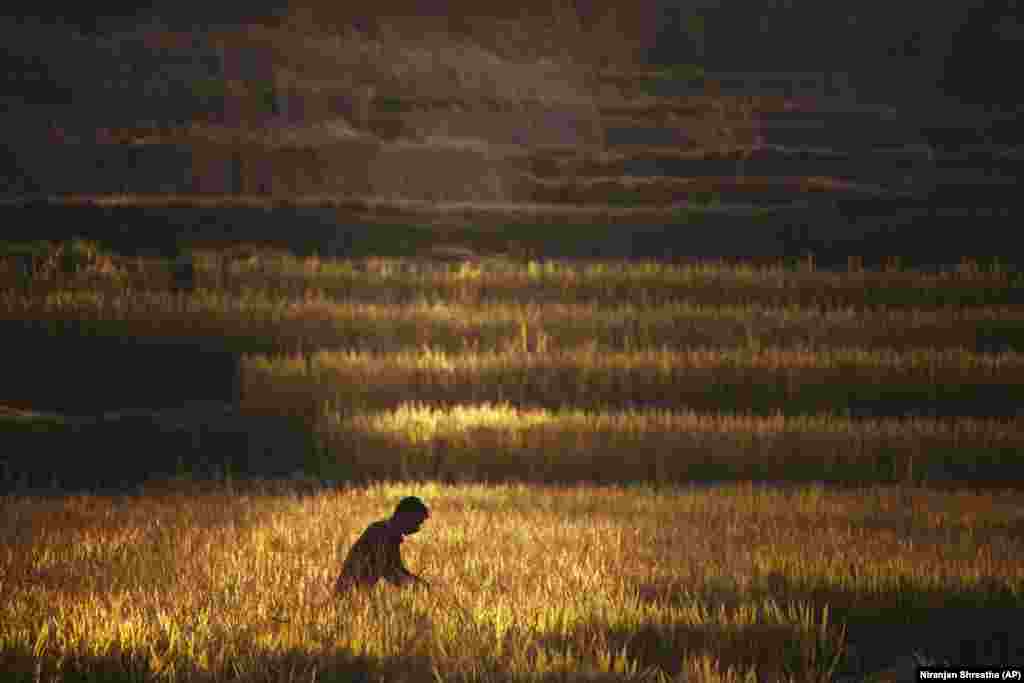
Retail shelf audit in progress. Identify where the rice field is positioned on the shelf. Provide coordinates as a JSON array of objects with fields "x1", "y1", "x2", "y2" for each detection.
[
  {"x1": 7, "y1": 251, "x2": 1023, "y2": 310},
  {"x1": 2, "y1": 482, "x2": 1021, "y2": 682},
  {"x1": 3, "y1": 254, "x2": 1023, "y2": 356},
  {"x1": 315, "y1": 401, "x2": 1024, "y2": 488},
  {"x1": 2, "y1": 245, "x2": 1023, "y2": 682},
  {"x1": 5, "y1": 0, "x2": 1023, "y2": 677}
]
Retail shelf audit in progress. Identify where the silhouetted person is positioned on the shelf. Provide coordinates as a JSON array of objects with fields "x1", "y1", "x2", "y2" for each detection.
[{"x1": 335, "y1": 496, "x2": 430, "y2": 594}]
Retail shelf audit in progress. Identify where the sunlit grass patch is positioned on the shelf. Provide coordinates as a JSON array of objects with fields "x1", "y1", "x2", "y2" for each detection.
[
  {"x1": 312, "y1": 401, "x2": 1024, "y2": 487},
  {"x1": 2, "y1": 482, "x2": 1021, "y2": 682},
  {"x1": 6, "y1": 284, "x2": 1021, "y2": 355},
  {"x1": 242, "y1": 345, "x2": 1024, "y2": 424},
  {"x1": 7, "y1": 249, "x2": 1023, "y2": 312},
  {"x1": 207, "y1": 253, "x2": 1024, "y2": 310},
  {"x1": 200, "y1": 256, "x2": 1022, "y2": 317}
]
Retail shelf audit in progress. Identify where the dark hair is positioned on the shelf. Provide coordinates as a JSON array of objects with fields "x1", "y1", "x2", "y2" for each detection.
[{"x1": 394, "y1": 496, "x2": 429, "y2": 516}]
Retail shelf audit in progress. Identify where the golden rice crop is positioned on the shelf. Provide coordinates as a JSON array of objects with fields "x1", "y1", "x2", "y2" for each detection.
[
  {"x1": 312, "y1": 401, "x2": 1024, "y2": 486},
  {"x1": 242, "y1": 346, "x2": 1024, "y2": 417},
  {"x1": 181, "y1": 255, "x2": 1024, "y2": 309},
  {"x1": 2, "y1": 287, "x2": 1018, "y2": 354},
  {"x1": 2, "y1": 481, "x2": 1020, "y2": 682},
  {"x1": 6, "y1": 253, "x2": 1021, "y2": 311}
]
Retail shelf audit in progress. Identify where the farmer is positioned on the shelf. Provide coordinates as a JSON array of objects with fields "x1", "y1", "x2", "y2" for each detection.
[{"x1": 335, "y1": 496, "x2": 431, "y2": 594}]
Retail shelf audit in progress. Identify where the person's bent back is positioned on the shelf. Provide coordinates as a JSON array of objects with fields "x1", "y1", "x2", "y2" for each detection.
[{"x1": 335, "y1": 496, "x2": 430, "y2": 594}]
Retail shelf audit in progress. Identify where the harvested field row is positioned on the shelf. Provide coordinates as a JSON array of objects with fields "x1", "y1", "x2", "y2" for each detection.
[
  {"x1": 195, "y1": 256, "x2": 1024, "y2": 309},
  {"x1": 5, "y1": 250, "x2": 1021, "y2": 309},
  {"x1": 3, "y1": 482, "x2": 1020, "y2": 682},
  {"x1": 314, "y1": 401, "x2": 1024, "y2": 488},
  {"x1": 3, "y1": 289, "x2": 1021, "y2": 354},
  {"x1": 242, "y1": 347, "x2": 1024, "y2": 419}
]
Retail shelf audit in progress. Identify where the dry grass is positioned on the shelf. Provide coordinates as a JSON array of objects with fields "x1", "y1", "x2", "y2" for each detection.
[
  {"x1": 4, "y1": 250, "x2": 1022, "y2": 679},
  {"x1": 242, "y1": 345, "x2": 1024, "y2": 418},
  {"x1": 2, "y1": 482, "x2": 1020, "y2": 682},
  {"x1": 316, "y1": 401, "x2": 1024, "y2": 487},
  {"x1": 3, "y1": 282, "x2": 1021, "y2": 354},
  {"x1": 5, "y1": 250, "x2": 1023, "y2": 492},
  {"x1": 3, "y1": 254, "x2": 1021, "y2": 346},
  {"x1": 7, "y1": 4, "x2": 1021, "y2": 679}
]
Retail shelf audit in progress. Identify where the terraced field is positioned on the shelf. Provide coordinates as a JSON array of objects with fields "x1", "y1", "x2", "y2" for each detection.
[{"x1": 2, "y1": 8, "x2": 1022, "y2": 683}]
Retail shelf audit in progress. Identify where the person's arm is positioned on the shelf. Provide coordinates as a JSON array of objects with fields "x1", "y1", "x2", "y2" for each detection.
[
  {"x1": 395, "y1": 571, "x2": 429, "y2": 588},
  {"x1": 406, "y1": 571, "x2": 430, "y2": 588},
  {"x1": 383, "y1": 539, "x2": 429, "y2": 587}
]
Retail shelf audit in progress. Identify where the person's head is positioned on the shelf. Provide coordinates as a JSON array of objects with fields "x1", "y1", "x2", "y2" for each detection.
[{"x1": 390, "y1": 496, "x2": 430, "y2": 535}]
